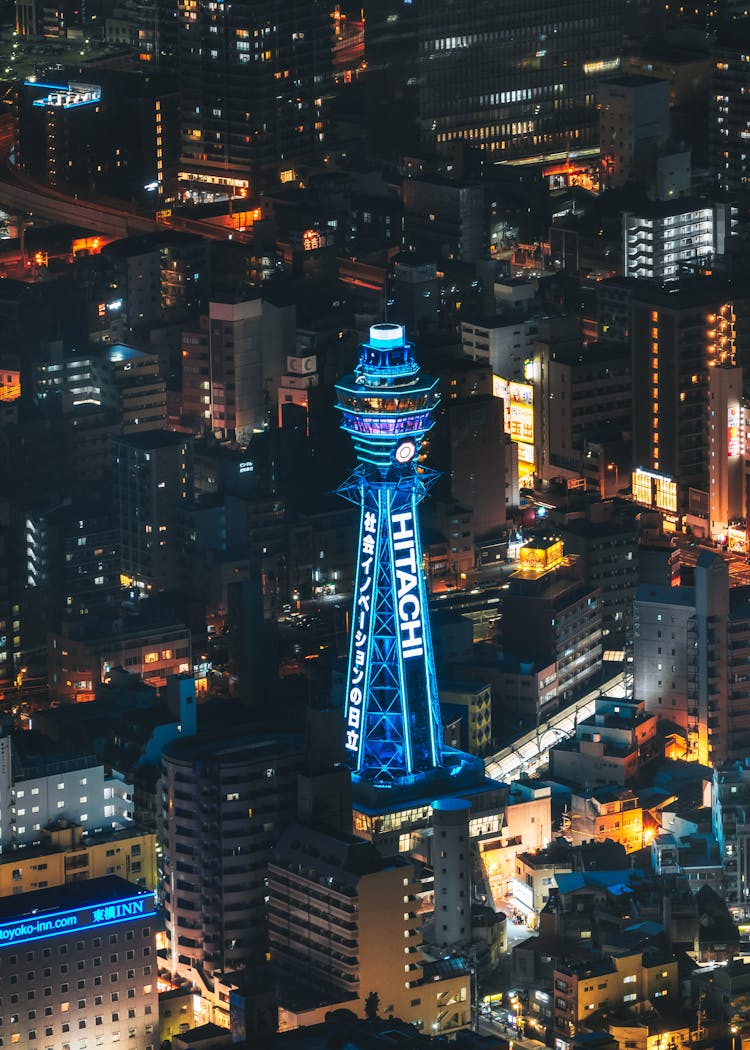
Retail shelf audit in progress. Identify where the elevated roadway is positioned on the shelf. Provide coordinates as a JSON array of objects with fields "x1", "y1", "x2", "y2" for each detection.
[
  {"x1": 0, "y1": 115, "x2": 249, "y2": 242},
  {"x1": 0, "y1": 174, "x2": 157, "y2": 238}
]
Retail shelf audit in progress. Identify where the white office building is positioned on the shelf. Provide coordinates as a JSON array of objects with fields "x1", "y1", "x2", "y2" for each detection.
[
  {"x1": 0, "y1": 735, "x2": 133, "y2": 851},
  {"x1": 461, "y1": 314, "x2": 538, "y2": 381}
]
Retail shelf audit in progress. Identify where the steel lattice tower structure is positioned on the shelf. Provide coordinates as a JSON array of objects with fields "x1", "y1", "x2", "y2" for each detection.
[{"x1": 336, "y1": 323, "x2": 444, "y2": 787}]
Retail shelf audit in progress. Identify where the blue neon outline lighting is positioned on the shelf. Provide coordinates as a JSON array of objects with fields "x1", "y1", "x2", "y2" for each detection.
[
  {"x1": 337, "y1": 325, "x2": 445, "y2": 785},
  {"x1": 23, "y1": 81, "x2": 68, "y2": 90},
  {"x1": 362, "y1": 490, "x2": 382, "y2": 770},
  {"x1": 339, "y1": 406, "x2": 434, "y2": 420},
  {"x1": 0, "y1": 910, "x2": 158, "y2": 948},
  {"x1": 344, "y1": 481, "x2": 368, "y2": 770},
  {"x1": 417, "y1": 526, "x2": 442, "y2": 767},
  {"x1": 390, "y1": 486, "x2": 414, "y2": 776},
  {"x1": 32, "y1": 96, "x2": 100, "y2": 109},
  {"x1": 25, "y1": 80, "x2": 102, "y2": 109},
  {"x1": 0, "y1": 893, "x2": 156, "y2": 948}
]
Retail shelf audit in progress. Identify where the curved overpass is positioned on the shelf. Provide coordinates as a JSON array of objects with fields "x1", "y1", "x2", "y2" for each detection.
[{"x1": 0, "y1": 174, "x2": 157, "y2": 238}]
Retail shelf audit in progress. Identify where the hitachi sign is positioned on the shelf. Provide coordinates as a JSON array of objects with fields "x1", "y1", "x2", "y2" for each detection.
[{"x1": 391, "y1": 509, "x2": 424, "y2": 659}]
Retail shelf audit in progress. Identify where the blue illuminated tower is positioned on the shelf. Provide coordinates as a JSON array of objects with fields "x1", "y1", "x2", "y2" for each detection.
[{"x1": 336, "y1": 323, "x2": 445, "y2": 787}]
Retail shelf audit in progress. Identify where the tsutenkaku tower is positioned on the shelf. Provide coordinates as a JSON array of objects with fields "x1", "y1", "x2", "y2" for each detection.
[{"x1": 336, "y1": 323, "x2": 444, "y2": 787}]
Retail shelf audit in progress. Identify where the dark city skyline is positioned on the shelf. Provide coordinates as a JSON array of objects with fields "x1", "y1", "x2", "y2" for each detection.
[{"x1": 0, "y1": 1, "x2": 749, "y2": 1048}]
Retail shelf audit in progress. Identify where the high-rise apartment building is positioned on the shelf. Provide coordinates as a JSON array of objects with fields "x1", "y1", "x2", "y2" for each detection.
[
  {"x1": 17, "y1": 69, "x2": 180, "y2": 201},
  {"x1": 623, "y1": 199, "x2": 734, "y2": 281},
  {"x1": 598, "y1": 75, "x2": 670, "y2": 188},
  {"x1": 175, "y1": 0, "x2": 332, "y2": 195},
  {"x1": 416, "y1": 0, "x2": 622, "y2": 160},
  {"x1": 713, "y1": 762, "x2": 750, "y2": 916},
  {"x1": 448, "y1": 395, "x2": 507, "y2": 539},
  {"x1": 160, "y1": 730, "x2": 305, "y2": 989},
  {"x1": 711, "y1": 28, "x2": 750, "y2": 196},
  {"x1": 104, "y1": 0, "x2": 177, "y2": 70},
  {"x1": 267, "y1": 822, "x2": 472, "y2": 1035},
  {"x1": 501, "y1": 537, "x2": 603, "y2": 708},
  {"x1": 98, "y1": 234, "x2": 210, "y2": 342},
  {"x1": 631, "y1": 280, "x2": 746, "y2": 532},
  {"x1": 181, "y1": 300, "x2": 265, "y2": 440},
  {"x1": 113, "y1": 431, "x2": 193, "y2": 593},
  {"x1": 402, "y1": 177, "x2": 485, "y2": 262},
  {"x1": 634, "y1": 551, "x2": 750, "y2": 766},
  {"x1": 531, "y1": 336, "x2": 632, "y2": 480},
  {"x1": 35, "y1": 344, "x2": 167, "y2": 434},
  {"x1": 0, "y1": 523, "x2": 21, "y2": 689},
  {"x1": 25, "y1": 498, "x2": 119, "y2": 625},
  {"x1": 431, "y1": 797, "x2": 472, "y2": 950},
  {"x1": 389, "y1": 257, "x2": 440, "y2": 334},
  {"x1": 558, "y1": 506, "x2": 639, "y2": 649}
]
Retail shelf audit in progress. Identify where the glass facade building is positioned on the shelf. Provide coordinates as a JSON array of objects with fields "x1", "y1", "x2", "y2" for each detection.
[
  {"x1": 176, "y1": 0, "x2": 331, "y2": 192},
  {"x1": 416, "y1": 0, "x2": 623, "y2": 160}
]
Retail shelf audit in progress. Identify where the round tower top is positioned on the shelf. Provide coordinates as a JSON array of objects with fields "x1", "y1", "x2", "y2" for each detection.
[{"x1": 369, "y1": 322, "x2": 405, "y2": 349}]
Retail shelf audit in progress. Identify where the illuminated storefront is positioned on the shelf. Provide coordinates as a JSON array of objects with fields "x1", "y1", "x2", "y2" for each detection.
[
  {"x1": 493, "y1": 375, "x2": 535, "y2": 486},
  {"x1": 632, "y1": 467, "x2": 678, "y2": 515}
]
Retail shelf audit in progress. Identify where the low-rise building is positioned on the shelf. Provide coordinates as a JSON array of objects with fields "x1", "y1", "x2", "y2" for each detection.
[
  {"x1": 569, "y1": 787, "x2": 651, "y2": 853},
  {"x1": 607, "y1": 1007, "x2": 691, "y2": 1050},
  {"x1": 550, "y1": 698, "x2": 659, "y2": 788},
  {"x1": 439, "y1": 680, "x2": 492, "y2": 757},
  {"x1": 506, "y1": 779, "x2": 553, "y2": 853},
  {"x1": 554, "y1": 949, "x2": 678, "y2": 1047},
  {"x1": 48, "y1": 608, "x2": 192, "y2": 702},
  {"x1": 0, "y1": 820, "x2": 156, "y2": 895},
  {"x1": 694, "y1": 955, "x2": 750, "y2": 1022},
  {"x1": 0, "y1": 734, "x2": 133, "y2": 851},
  {"x1": 513, "y1": 843, "x2": 574, "y2": 918},
  {"x1": 478, "y1": 780, "x2": 553, "y2": 905}
]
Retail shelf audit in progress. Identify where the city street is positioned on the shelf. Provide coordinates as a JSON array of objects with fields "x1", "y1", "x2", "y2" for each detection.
[{"x1": 477, "y1": 1015, "x2": 547, "y2": 1049}]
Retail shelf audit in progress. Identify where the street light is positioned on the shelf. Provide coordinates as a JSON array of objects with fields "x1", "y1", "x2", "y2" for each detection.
[
  {"x1": 606, "y1": 461, "x2": 619, "y2": 494},
  {"x1": 509, "y1": 993, "x2": 525, "y2": 1036},
  {"x1": 730, "y1": 1017, "x2": 742, "y2": 1050}
]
